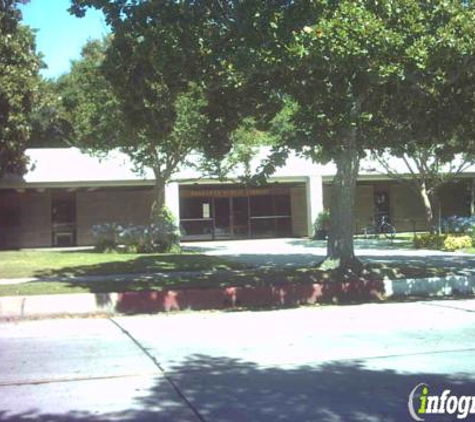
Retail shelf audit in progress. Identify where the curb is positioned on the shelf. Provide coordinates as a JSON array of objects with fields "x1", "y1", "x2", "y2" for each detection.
[
  {"x1": 384, "y1": 274, "x2": 475, "y2": 297},
  {"x1": 1, "y1": 276, "x2": 475, "y2": 320}
]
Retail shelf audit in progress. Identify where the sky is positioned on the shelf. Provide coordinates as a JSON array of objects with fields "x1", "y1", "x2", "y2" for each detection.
[{"x1": 19, "y1": 0, "x2": 109, "y2": 79}]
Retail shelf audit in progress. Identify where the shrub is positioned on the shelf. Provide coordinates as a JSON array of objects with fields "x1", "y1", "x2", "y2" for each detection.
[
  {"x1": 443, "y1": 235, "x2": 472, "y2": 252},
  {"x1": 314, "y1": 209, "x2": 331, "y2": 231},
  {"x1": 119, "y1": 222, "x2": 180, "y2": 253},
  {"x1": 413, "y1": 233, "x2": 447, "y2": 250},
  {"x1": 91, "y1": 208, "x2": 181, "y2": 253},
  {"x1": 314, "y1": 209, "x2": 330, "y2": 239},
  {"x1": 413, "y1": 233, "x2": 472, "y2": 251},
  {"x1": 151, "y1": 207, "x2": 181, "y2": 252},
  {"x1": 91, "y1": 223, "x2": 121, "y2": 252},
  {"x1": 442, "y1": 216, "x2": 475, "y2": 234}
]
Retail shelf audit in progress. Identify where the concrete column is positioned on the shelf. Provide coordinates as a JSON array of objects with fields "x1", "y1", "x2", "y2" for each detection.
[
  {"x1": 306, "y1": 175, "x2": 324, "y2": 237},
  {"x1": 165, "y1": 182, "x2": 180, "y2": 224}
]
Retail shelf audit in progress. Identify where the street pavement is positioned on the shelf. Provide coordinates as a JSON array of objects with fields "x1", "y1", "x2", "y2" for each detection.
[{"x1": 1, "y1": 300, "x2": 475, "y2": 421}]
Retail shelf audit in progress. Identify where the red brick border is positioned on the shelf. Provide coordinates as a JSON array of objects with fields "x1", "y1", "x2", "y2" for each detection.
[{"x1": 115, "y1": 280, "x2": 384, "y2": 314}]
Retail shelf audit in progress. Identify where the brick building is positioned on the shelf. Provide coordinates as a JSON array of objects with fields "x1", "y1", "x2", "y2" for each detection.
[{"x1": 0, "y1": 148, "x2": 473, "y2": 249}]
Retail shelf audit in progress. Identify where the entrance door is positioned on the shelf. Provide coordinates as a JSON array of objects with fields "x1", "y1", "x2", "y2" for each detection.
[
  {"x1": 51, "y1": 192, "x2": 77, "y2": 246},
  {"x1": 374, "y1": 190, "x2": 390, "y2": 225},
  {"x1": 232, "y1": 196, "x2": 249, "y2": 238},
  {"x1": 213, "y1": 197, "x2": 231, "y2": 239}
]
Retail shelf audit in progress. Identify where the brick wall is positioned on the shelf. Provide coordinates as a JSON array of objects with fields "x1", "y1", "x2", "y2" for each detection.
[
  {"x1": 76, "y1": 188, "x2": 153, "y2": 245},
  {"x1": 389, "y1": 184, "x2": 427, "y2": 232},
  {"x1": 439, "y1": 180, "x2": 471, "y2": 217},
  {"x1": 0, "y1": 191, "x2": 52, "y2": 249}
]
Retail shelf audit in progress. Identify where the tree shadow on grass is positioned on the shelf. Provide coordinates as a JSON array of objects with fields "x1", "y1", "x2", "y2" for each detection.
[
  {"x1": 31, "y1": 253, "x2": 243, "y2": 280},
  {"x1": 1, "y1": 356, "x2": 474, "y2": 421},
  {"x1": 361, "y1": 254, "x2": 475, "y2": 276}
]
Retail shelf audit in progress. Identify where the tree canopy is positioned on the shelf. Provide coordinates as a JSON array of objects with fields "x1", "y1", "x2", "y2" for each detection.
[
  {"x1": 59, "y1": 34, "x2": 210, "y2": 220},
  {"x1": 68, "y1": 1, "x2": 475, "y2": 269},
  {"x1": 231, "y1": 0, "x2": 475, "y2": 268},
  {"x1": 0, "y1": 0, "x2": 41, "y2": 177}
]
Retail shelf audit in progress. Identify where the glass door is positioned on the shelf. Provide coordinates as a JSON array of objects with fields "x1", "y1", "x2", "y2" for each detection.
[
  {"x1": 51, "y1": 192, "x2": 77, "y2": 246},
  {"x1": 213, "y1": 197, "x2": 232, "y2": 239},
  {"x1": 232, "y1": 196, "x2": 249, "y2": 238}
]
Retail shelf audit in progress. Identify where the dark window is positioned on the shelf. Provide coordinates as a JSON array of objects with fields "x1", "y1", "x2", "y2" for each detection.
[
  {"x1": 51, "y1": 193, "x2": 77, "y2": 246},
  {"x1": 374, "y1": 190, "x2": 390, "y2": 224},
  {"x1": 250, "y1": 195, "x2": 273, "y2": 217},
  {"x1": 274, "y1": 194, "x2": 291, "y2": 216},
  {"x1": 52, "y1": 194, "x2": 76, "y2": 224},
  {"x1": 180, "y1": 197, "x2": 212, "y2": 219}
]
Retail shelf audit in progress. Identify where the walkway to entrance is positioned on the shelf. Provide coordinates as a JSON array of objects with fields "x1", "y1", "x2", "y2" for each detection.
[{"x1": 182, "y1": 238, "x2": 475, "y2": 273}]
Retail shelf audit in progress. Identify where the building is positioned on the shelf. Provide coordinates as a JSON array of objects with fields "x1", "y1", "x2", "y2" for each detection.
[{"x1": 0, "y1": 148, "x2": 473, "y2": 249}]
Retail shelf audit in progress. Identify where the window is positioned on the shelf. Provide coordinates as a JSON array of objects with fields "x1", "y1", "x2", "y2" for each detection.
[
  {"x1": 52, "y1": 194, "x2": 76, "y2": 224},
  {"x1": 250, "y1": 195, "x2": 273, "y2": 217}
]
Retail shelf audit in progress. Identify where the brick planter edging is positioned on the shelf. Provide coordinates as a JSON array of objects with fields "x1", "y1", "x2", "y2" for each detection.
[
  {"x1": 116, "y1": 279, "x2": 383, "y2": 314},
  {"x1": 0, "y1": 280, "x2": 382, "y2": 318},
  {"x1": 1, "y1": 276, "x2": 474, "y2": 319}
]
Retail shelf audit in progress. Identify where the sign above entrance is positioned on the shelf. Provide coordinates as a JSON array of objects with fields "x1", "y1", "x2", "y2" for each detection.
[{"x1": 181, "y1": 186, "x2": 290, "y2": 198}]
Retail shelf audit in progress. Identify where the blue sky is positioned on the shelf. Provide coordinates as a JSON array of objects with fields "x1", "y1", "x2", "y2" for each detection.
[{"x1": 19, "y1": 0, "x2": 109, "y2": 79}]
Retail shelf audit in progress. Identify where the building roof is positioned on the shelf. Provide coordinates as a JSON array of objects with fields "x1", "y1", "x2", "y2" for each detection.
[{"x1": 0, "y1": 147, "x2": 474, "y2": 188}]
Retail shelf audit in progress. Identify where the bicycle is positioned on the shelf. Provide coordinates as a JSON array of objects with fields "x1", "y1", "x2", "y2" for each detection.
[{"x1": 363, "y1": 215, "x2": 396, "y2": 239}]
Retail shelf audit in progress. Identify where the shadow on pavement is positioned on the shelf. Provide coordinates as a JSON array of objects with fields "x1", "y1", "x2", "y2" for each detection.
[
  {"x1": 286, "y1": 238, "x2": 414, "y2": 251},
  {"x1": 1, "y1": 356, "x2": 474, "y2": 421}
]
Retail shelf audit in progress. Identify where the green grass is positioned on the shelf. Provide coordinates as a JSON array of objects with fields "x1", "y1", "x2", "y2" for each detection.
[
  {"x1": 464, "y1": 248, "x2": 475, "y2": 254},
  {"x1": 0, "y1": 250, "x2": 244, "y2": 279},
  {"x1": 0, "y1": 262, "x2": 467, "y2": 297}
]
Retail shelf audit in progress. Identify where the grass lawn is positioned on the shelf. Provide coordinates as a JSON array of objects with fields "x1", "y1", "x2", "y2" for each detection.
[
  {"x1": 0, "y1": 261, "x2": 467, "y2": 297},
  {"x1": 464, "y1": 248, "x2": 475, "y2": 254},
  {"x1": 352, "y1": 235, "x2": 414, "y2": 250},
  {"x1": 0, "y1": 250, "x2": 244, "y2": 279}
]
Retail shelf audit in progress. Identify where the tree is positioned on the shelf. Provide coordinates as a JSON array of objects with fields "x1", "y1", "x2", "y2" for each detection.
[
  {"x1": 69, "y1": 0, "x2": 279, "y2": 222},
  {"x1": 28, "y1": 78, "x2": 74, "y2": 148},
  {"x1": 366, "y1": 0, "x2": 475, "y2": 232},
  {"x1": 242, "y1": 1, "x2": 411, "y2": 269},
  {"x1": 69, "y1": 1, "x2": 475, "y2": 271},
  {"x1": 59, "y1": 35, "x2": 209, "y2": 221},
  {"x1": 0, "y1": 0, "x2": 41, "y2": 177},
  {"x1": 199, "y1": 116, "x2": 277, "y2": 181},
  {"x1": 368, "y1": 146, "x2": 475, "y2": 232},
  {"x1": 232, "y1": 1, "x2": 475, "y2": 269}
]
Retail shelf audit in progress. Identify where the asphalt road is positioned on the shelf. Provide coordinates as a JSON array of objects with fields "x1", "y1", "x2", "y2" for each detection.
[{"x1": 1, "y1": 300, "x2": 475, "y2": 421}]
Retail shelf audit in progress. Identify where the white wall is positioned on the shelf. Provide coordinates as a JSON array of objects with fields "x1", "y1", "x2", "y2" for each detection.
[
  {"x1": 165, "y1": 182, "x2": 180, "y2": 224},
  {"x1": 306, "y1": 175, "x2": 324, "y2": 237}
]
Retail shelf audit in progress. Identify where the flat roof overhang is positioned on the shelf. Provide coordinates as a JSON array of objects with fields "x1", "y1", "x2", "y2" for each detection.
[
  {"x1": 1, "y1": 172, "x2": 473, "y2": 190},
  {"x1": 322, "y1": 172, "x2": 475, "y2": 183}
]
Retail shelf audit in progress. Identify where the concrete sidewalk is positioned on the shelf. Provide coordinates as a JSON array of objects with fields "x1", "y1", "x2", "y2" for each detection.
[{"x1": 183, "y1": 238, "x2": 475, "y2": 272}]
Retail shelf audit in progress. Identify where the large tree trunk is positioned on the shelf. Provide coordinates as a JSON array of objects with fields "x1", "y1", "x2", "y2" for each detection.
[
  {"x1": 321, "y1": 135, "x2": 361, "y2": 271},
  {"x1": 419, "y1": 181, "x2": 439, "y2": 233},
  {"x1": 150, "y1": 176, "x2": 166, "y2": 223}
]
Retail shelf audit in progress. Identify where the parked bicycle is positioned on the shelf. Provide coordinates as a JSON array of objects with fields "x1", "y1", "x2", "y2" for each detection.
[{"x1": 363, "y1": 215, "x2": 396, "y2": 239}]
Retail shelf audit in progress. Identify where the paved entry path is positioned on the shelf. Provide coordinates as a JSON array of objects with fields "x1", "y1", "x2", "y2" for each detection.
[
  {"x1": 182, "y1": 238, "x2": 475, "y2": 274},
  {"x1": 1, "y1": 300, "x2": 475, "y2": 421}
]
